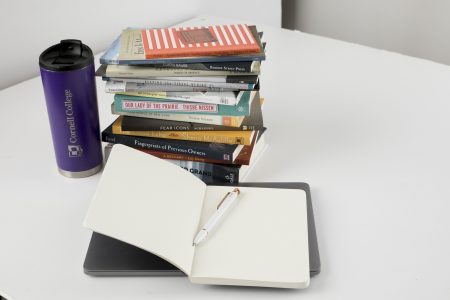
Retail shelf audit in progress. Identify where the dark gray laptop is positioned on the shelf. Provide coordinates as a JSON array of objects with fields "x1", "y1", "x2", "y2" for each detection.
[{"x1": 83, "y1": 182, "x2": 321, "y2": 277}]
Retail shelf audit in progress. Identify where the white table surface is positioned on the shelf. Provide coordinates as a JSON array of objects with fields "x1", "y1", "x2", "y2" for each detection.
[{"x1": 1, "y1": 16, "x2": 450, "y2": 300}]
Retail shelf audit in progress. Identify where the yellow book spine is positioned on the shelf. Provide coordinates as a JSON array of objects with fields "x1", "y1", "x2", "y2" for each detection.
[{"x1": 112, "y1": 118, "x2": 252, "y2": 145}]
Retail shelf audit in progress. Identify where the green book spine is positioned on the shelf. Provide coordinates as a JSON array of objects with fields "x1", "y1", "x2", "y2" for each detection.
[{"x1": 113, "y1": 93, "x2": 251, "y2": 116}]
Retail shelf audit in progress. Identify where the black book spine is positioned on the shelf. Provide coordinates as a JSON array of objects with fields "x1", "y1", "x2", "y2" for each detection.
[
  {"x1": 171, "y1": 160, "x2": 240, "y2": 185},
  {"x1": 205, "y1": 62, "x2": 255, "y2": 73},
  {"x1": 102, "y1": 126, "x2": 236, "y2": 163},
  {"x1": 147, "y1": 61, "x2": 256, "y2": 73},
  {"x1": 223, "y1": 76, "x2": 259, "y2": 84}
]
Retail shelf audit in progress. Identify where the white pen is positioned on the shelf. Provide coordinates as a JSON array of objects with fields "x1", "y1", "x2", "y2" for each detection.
[{"x1": 193, "y1": 188, "x2": 241, "y2": 246}]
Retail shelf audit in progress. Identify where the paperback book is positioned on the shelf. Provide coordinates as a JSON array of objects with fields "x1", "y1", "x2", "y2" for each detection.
[
  {"x1": 112, "y1": 104, "x2": 245, "y2": 127},
  {"x1": 105, "y1": 78, "x2": 255, "y2": 90},
  {"x1": 96, "y1": 64, "x2": 259, "y2": 77},
  {"x1": 112, "y1": 116, "x2": 256, "y2": 145},
  {"x1": 103, "y1": 132, "x2": 265, "y2": 184},
  {"x1": 125, "y1": 24, "x2": 261, "y2": 59},
  {"x1": 104, "y1": 75, "x2": 259, "y2": 84},
  {"x1": 120, "y1": 94, "x2": 264, "y2": 131},
  {"x1": 113, "y1": 91, "x2": 255, "y2": 116},
  {"x1": 139, "y1": 60, "x2": 261, "y2": 73},
  {"x1": 100, "y1": 26, "x2": 264, "y2": 65},
  {"x1": 112, "y1": 91, "x2": 249, "y2": 106},
  {"x1": 105, "y1": 81, "x2": 240, "y2": 93},
  {"x1": 102, "y1": 124, "x2": 245, "y2": 163},
  {"x1": 119, "y1": 25, "x2": 264, "y2": 60}
]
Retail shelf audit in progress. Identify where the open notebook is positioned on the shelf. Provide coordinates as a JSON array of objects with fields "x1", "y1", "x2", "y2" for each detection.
[{"x1": 83, "y1": 144, "x2": 310, "y2": 289}]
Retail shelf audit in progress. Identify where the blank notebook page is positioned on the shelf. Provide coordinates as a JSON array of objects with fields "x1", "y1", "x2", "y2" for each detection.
[
  {"x1": 83, "y1": 144, "x2": 206, "y2": 274},
  {"x1": 191, "y1": 186, "x2": 310, "y2": 288}
]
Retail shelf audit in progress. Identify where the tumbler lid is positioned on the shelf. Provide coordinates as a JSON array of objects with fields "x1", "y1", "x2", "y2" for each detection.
[{"x1": 39, "y1": 39, "x2": 94, "y2": 71}]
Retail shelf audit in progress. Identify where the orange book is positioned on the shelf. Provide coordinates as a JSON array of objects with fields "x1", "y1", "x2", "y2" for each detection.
[{"x1": 140, "y1": 24, "x2": 261, "y2": 58}]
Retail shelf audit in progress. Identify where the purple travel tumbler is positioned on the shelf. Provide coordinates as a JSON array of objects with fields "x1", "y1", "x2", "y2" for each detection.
[{"x1": 39, "y1": 40, "x2": 103, "y2": 178}]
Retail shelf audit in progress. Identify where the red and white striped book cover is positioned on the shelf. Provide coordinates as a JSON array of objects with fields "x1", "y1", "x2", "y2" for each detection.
[{"x1": 140, "y1": 24, "x2": 260, "y2": 58}]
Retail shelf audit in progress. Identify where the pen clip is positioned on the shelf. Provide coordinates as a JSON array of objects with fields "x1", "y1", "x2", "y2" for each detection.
[
  {"x1": 217, "y1": 188, "x2": 240, "y2": 209},
  {"x1": 217, "y1": 192, "x2": 231, "y2": 209}
]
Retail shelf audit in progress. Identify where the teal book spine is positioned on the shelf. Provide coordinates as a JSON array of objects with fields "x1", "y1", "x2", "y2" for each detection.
[{"x1": 113, "y1": 93, "x2": 251, "y2": 116}]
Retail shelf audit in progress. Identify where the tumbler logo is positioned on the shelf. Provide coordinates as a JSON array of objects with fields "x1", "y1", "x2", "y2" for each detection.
[{"x1": 68, "y1": 145, "x2": 83, "y2": 157}]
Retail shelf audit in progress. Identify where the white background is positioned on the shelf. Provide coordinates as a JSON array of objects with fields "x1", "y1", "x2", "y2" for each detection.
[
  {"x1": 283, "y1": 0, "x2": 450, "y2": 66},
  {"x1": 0, "y1": 0, "x2": 281, "y2": 90}
]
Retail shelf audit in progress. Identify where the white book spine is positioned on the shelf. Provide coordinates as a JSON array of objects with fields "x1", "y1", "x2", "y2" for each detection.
[
  {"x1": 114, "y1": 92, "x2": 239, "y2": 106},
  {"x1": 149, "y1": 76, "x2": 228, "y2": 83},
  {"x1": 105, "y1": 81, "x2": 235, "y2": 93},
  {"x1": 106, "y1": 68, "x2": 259, "y2": 77},
  {"x1": 107, "y1": 78, "x2": 252, "y2": 90},
  {"x1": 113, "y1": 109, "x2": 242, "y2": 127}
]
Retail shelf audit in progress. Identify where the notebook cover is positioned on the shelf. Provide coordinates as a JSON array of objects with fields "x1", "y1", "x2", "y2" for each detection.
[{"x1": 83, "y1": 182, "x2": 321, "y2": 276}]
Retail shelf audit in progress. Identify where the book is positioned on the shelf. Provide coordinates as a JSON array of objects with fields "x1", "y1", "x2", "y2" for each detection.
[
  {"x1": 96, "y1": 39, "x2": 265, "y2": 76},
  {"x1": 97, "y1": 64, "x2": 259, "y2": 77},
  {"x1": 107, "y1": 127, "x2": 264, "y2": 166},
  {"x1": 100, "y1": 26, "x2": 265, "y2": 65},
  {"x1": 112, "y1": 116, "x2": 255, "y2": 145},
  {"x1": 83, "y1": 144, "x2": 309, "y2": 288},
  {"x1": 112, "y1": 104, "x2": 245, "y2": 127},
  {"x1": 113, "y1": 91, "x2": 254, "y2": 116},
  {"x1": 129, "y1": 60, "x2": 261, "y2": 73},
  {"x1": 130, "y1": 24, "x2": 261, "y2": 59},
  {"x1": 106, "y1": 146, "x2": 230, "y2": 165},
  {"x1": 112, "y1": 117, "x2": 255, "y2": 146},
  {"x1": 104, "y1": 143, "x2": 238, "y2": 184},
  {"x1": 120, "y1": 115, "x2": 262, "y2": 132},
  {"x1": 120, "y1": 94, "x2": 264, "y2": 131},
  {"x1": 105, "y1": 81, "x2": 239, "y2": 93},
  {"x1": 83, "y1": 183, "x2": 320, "y2": 277},
  {"x1": 112, "y1": 91, "x2": 248, "y2": 106},
  {"x1": 105, "y1": 78, "x2": 255, "y2": 91},
  {"x1": 120, "y1": 25, "x2": 262, "y2": 60},
  {"x1": 102, "y1": 124, "x2": 244, "y2": 163},
  {"x1": 103, "y1": 75, "x2": 259, "y2": 84},
  {"x1": 233, "y1": 130, "x2": 258, "y2": 165},
  {"x1": 103, "y1": 132, "x2": 265, "y2": 183}
]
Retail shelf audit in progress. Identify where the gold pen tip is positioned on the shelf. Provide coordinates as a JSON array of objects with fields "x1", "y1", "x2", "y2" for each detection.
[{"x1": 233, "y1": 188, "x2": 240, "y2": 195}]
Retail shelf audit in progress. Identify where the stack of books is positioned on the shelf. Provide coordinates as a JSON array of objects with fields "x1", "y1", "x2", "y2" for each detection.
[{"x1": 98, "y1": 24, "x2": 266, "y2": 184}]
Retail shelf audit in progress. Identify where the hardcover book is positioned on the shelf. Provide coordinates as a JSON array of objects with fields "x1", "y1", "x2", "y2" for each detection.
[{"x1": 84, "y1": 145, "x2": 309, "y2": 288}]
